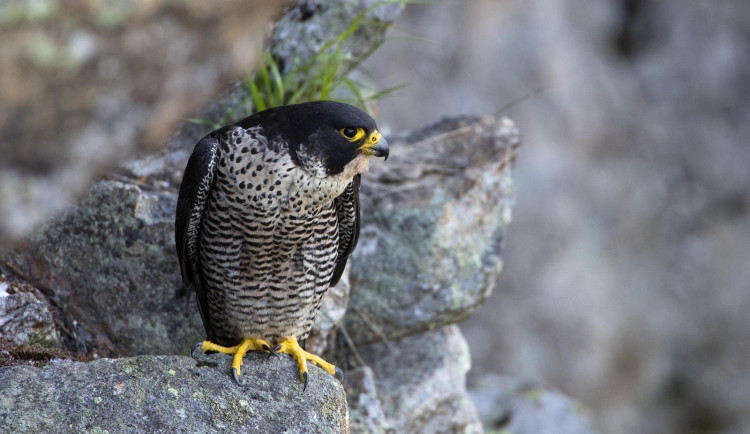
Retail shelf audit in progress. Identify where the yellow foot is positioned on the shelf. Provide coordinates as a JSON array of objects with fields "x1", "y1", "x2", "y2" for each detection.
[
  {"x1": 277, "y1": 336, "x2": 344, "y2": 390},
  {"x1": 191, "y1": 338, "x2": 275, "y2": 383}
]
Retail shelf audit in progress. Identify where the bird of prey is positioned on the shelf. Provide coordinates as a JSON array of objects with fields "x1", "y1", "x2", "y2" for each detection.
[{"x1": 175, "y1": 101, "x2": 388, "y2": 387}]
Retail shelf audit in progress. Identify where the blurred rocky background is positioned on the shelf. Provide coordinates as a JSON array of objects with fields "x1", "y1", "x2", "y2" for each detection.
[
  {"x1": 366, "y1": 1, "x2": 750, "y2": 434},
  {"x1": 0, "y1": 0, "x2": 286, "y2": 247}
]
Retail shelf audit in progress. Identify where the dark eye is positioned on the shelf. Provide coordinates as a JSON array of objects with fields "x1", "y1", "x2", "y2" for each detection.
[
  {"x1": 342, "y1": 127, "x2": 357, "y2": 138},
  {"x1": 339, "y1": 127, "x2": 365, "y2": 141}
]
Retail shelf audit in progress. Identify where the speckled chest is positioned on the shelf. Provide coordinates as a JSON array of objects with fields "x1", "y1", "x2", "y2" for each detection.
[{"x1": 212, "y1": 126, "x2": 347, "y2": 218}]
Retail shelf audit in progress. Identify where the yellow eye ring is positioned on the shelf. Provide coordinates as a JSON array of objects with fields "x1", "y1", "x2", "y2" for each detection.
[{"x1": 340, "y1": 127, "x2": 365, "y2": 141}]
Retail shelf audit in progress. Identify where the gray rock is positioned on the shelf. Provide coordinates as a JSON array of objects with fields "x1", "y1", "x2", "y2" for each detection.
[
  {"x1": 355, "y1": 325, "x2": 482, "y2": 434},
  {"x1": 345, "y1": 116, "x2": 520, "y2": 345},
  {"x1": 469, "y1": 375, "x2": 598, "y2": 434},
  {"x1": 271, "y1": 0, "x2": 404, "y2": 75},
  {"x1": 1, "y1": 181, "x2": 195, "y2": 357},
  {"x1": 0, "y1": 282, "x2": 59, "y2": 347},
  {"x1": 0, "y1": 352, "x2": 348, "y2": 433},
  {"x1": 344, "y1": 366, "x2": 390, "y2": 434}
]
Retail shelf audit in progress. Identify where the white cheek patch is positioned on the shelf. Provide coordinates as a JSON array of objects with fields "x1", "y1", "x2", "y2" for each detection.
[{"x1": 342, "y1": 154, "x2": 371, "y2": 178}]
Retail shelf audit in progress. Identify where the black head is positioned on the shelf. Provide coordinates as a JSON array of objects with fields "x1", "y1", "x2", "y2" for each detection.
[{"x1": 236, "y1": 101, "x2": 389, "y2": 176}]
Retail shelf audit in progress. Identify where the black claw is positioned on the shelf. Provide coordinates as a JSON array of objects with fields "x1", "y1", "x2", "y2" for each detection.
[
  {"x1": 263, "y1": 344, "x2": 281, "y2": 358},
  {"x1": 302, "y1": 371, "x2": 309, "y2": 391},
  {"x1": 190, "y1": 341, "x2": 203, "y2": 358},
  {"x1": 334, "y1": 366, "x2": 344, "y2": 382},
  {"x1": 232, "y1": 368, "x2": 241, "y2": 385}
]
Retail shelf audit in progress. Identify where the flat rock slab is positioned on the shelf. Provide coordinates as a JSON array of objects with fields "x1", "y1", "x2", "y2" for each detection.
[{"x1": 0, "y1": 352, "x2": 348, "y2": 433}]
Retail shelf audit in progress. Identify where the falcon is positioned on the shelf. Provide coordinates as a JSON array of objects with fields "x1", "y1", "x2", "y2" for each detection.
[{"x1": 175, "y1": 101, "x2": 388, "y2": 387}]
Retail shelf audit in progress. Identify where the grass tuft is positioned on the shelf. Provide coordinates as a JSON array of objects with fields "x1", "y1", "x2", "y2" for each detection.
[{"x1": 191, "y1": 0, "x2": 423, "y2": 129}]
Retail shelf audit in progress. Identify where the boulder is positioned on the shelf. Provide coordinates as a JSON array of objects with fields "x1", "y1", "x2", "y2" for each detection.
[
  {"x1": 345, "y1": 116, "x2": 520, "y2": 345},
  {"x1": 352, "y1": 325, "x2": 483, "y2": 434},
  {"x1": 0, "y1": 277, "x2": 59, "y2": 347},
  {"x1": 0, "y1": 351, "x2": 348, "y2": 433}
]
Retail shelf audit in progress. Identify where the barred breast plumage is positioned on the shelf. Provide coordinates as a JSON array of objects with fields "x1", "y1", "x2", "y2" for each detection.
[{"x1": 200, "y1": 126, "x2": 343, "y2": 344}]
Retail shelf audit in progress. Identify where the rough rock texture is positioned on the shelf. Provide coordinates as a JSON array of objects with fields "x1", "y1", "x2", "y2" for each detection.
[
  {"x1": 2, "y1": 182, "x2": 192, "y2": 356},
  {"x1": 0, "y1": 0, "x2": 287, "y2": 246},
  {"x1": 0, "y1": 352, "x2": 348, "y2": 433},
  {"x1": 0, "y1": 277, "x2": 59, "y2": 346},
  {"x1": 344, "y1": 366, "x2": 389, "y2": 434},
  {"x1": 469, "y1": 375, "x2": 598, "y2": 434},
  {"x1": 271, "y1": 0, "x2": 403, "y2": 75},
  {"x1": 354, "y1": 325, "x2": 483, "y2": 434},
  {"x1": 345, "y1": 116, "x2": 519, "y2": 345}
]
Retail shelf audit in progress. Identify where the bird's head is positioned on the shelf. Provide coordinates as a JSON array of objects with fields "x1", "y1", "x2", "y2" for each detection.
[{"x1": 258, "y1": 101, "x2": 389, "y2": 178}]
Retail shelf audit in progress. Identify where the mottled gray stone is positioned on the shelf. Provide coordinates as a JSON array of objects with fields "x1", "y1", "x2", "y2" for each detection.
[
  {"x1": 0, "y1": 352, "x2": 347, "y2": 433},
  {"x1": 1, "y1": 181, "x2": 194, "y2": 357},
  {"x1": 356, "y1": 325, "x2": 482, "y2": 434},
  {"x1": 345, "y1": 116, "x2": 520, "y2": 345},
  {"x1": 344, "y1": 366, "x2": 390, "y2": 434},
  {"x1": 271, "y1": 0, "x2": 404, "y2": 75},
  {"x1": 0, "y1": 280, "x2": 59, "y2": 346},
  {"x1": 469, "y1": 375, "x2": 598, "y2": 434}
]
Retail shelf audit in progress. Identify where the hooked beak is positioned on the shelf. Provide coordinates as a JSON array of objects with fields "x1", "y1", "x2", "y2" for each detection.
[
  {"x1": 370, "y1": 136, "x2": 389, "y2": 160},
  {"x1": 360, "y1": 131, "x2": 389, "y2": 160}
]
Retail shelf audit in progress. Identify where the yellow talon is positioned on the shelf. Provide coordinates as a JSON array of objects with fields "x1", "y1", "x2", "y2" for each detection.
[
  {"x1": 277, "y1": 336, "x2": 341, "y2": 389},
  {"x1": 192, "y1": 336, "x2": 342, "y2": 388},
  {"x1": 196, "y1": 338, "x2": 273, "y2": 379}
]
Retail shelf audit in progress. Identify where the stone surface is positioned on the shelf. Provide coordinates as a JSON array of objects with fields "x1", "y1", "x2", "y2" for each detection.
[
  {"x1": 345, "y1": 116, "x2": 519, "y2": 345},
  {"x1": 1, "y1": 181, "x2": 193, "y2": 357},
  {"x1": 354, "y1": 325, "x2": 482, "y2": 434},
  {"x1": 344, "y1": 366, "x2": 389, "y2": 434},
  {"x1": 0, "y1": 277, "x2": 59, "y2": 347},
  {"x1": 271, "y1": 0, "x2": 404, "y2": 75},
  {"x1": 0, "y1": 352, "x2": 348, "y2": 433},
  {"x1": 469, "y1": 375, "x2": 598, "y2": 434}
]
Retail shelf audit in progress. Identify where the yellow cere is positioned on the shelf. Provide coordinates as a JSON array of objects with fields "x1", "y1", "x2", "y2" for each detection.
[
  {"x1": 367, "y1": 130, "x2": 382, "y2": 145},
  {"x1": 357, "y1": 130, "x2": 382, "y2": 152}
]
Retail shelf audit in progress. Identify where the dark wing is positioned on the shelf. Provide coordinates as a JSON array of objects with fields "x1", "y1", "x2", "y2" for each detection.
[
  {"x1": 175, "y1": 136, "x2": 219, "y2": 341},
  {"x1": 330, "y1": 174, "x2": 361, "y2": 287}
]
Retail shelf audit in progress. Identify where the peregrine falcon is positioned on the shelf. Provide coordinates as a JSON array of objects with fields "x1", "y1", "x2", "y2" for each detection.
[{"x1": 175, "y1": 101, "x2": 388, "y2": 387}]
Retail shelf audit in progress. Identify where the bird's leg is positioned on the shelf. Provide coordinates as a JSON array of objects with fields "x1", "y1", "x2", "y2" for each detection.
[
  {"x1": 193, "y1": 338, "x2": 275, "y2": 381},
  {"x1": 277, "y1": 336, "x2": 344, "y2": 390}
]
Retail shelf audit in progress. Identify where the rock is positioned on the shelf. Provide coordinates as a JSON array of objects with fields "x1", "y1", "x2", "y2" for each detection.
[
  {"x1": 353, "y1": 325, "x2": 483, "y2": 434},
  {"x1": 0, "y1": 351, "x2": 348, "y2": 433},
  {"x1": 0, "y1": 277, "x2": 59, "y2": 347},
  {"x1": 345, "y1": 116, "x2": 520, "y2": 345},
  {"x1": 344, "y1": 366, "x2": 390, "y2": 434},
  {"x1": 0, "y1": 0, "x2": 287, "y2": 247},
  {"x1": 1, "y1": 181, "x2": 194, "y2": 357},
  {"x1": 271, "y1": 0, "x2": 404, "y2": 75},
  {"x1": 469, "y1": 375, "x2": 598, "y2": 434}
]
